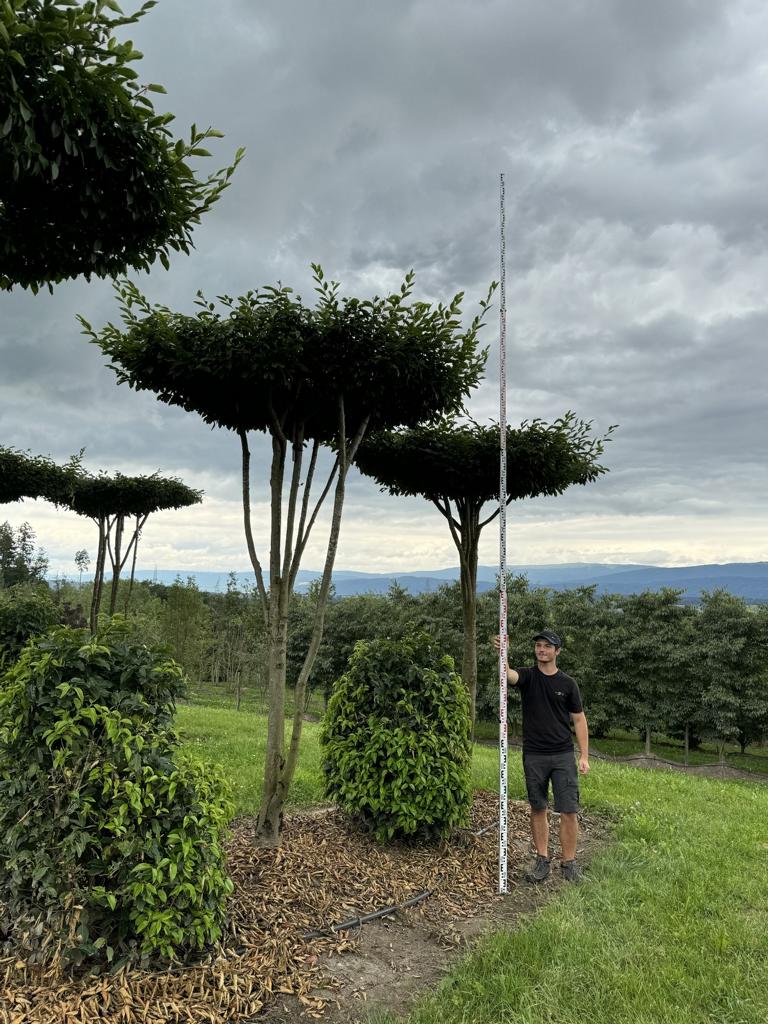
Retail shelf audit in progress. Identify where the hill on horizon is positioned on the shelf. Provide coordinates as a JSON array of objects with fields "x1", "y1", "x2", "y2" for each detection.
[{"x1": 117, "y1": 561, "x2": 768, "y2": 604}]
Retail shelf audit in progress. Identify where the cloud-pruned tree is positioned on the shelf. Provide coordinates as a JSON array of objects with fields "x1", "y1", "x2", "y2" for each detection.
[
  {"x1": 70, "y1": 473, "x2": 202, "y2": 630},
  {"x1": 0, "y1": 0, "x2": 242, "y2": 292},
  {"x1": 83, "y1": 266, "x2": 492, "y2": 842},
  {"x1": 0, "y1": 445, "x2": 79, "y2": 505},
  {"x1": 355, "y1": 416, "x2": 613, "y2": 729}
]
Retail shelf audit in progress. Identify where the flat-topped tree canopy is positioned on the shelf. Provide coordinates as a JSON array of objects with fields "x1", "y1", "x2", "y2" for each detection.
[
  {"x1": 0, "y1": 0, "x2": 242, "y2": 292},
  {"x1": 354, "y1": 414, "x2": 615, "y2": 731},
  {"x1": 0, "y1": 445, "x2": 80, "y2": 506},
  {"x1": 84, "y1": 267, "x2": 491, "y2": 440},
  {"x1": 355, "y1": 415, "x2": 613, "y2": 505},
  {"x1": 69, "y1": 472, "x2": 202, "y2": 629},
  {"x1": 70, "y1": 472, "x2": 202, "y2": 519}
]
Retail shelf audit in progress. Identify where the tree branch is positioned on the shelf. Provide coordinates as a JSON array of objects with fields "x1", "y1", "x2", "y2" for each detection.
[
  {"x1": 238, "y1": 429, "x2": 269, "y2": 621},
  {"x1": 281, "y1": 425, "x2": 305, "y2": 591},
  {"x1": 288, "y1": 438, "x2": 320, "y2": 589},
  {"x1": 290, "y1": 454, "x2": 340, "y2": 584}
]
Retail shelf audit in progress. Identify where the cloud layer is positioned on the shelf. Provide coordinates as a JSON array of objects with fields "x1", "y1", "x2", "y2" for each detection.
[{"x1": 2, "y1": 0, "x2": 766, "y2": 573}]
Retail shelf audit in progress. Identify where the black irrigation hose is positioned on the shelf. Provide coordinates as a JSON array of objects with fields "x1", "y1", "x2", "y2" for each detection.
[
  {"x1": 302, "y1": 818, "x2": 499, "y2": 940},
  {"x1": 303, "y1": 889, "x2": 434, "y2": 939}
]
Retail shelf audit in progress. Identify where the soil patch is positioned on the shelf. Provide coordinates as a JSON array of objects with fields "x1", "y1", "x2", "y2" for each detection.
[{"x1": 1, "y1": 793, "x2": 609, "y2": 1024}]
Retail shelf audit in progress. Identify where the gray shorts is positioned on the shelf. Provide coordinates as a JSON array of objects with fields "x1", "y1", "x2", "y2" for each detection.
[{"x1": 523, "y1": 751, "x2": 580, "y2": 813}]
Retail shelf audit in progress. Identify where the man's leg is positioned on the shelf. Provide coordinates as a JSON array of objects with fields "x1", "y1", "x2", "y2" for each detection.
[
  {"x1": 531, "y1": 807, "x2": 549, "y2": 857},
  {"x1": 551, "y1": 754, "x2": 583, "y2": 881},
  {"x1": 559, "y1": 812, "x2": 578, "y2": 861}
]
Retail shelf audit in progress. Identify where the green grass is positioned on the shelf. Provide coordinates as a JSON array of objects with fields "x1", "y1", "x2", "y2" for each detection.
[
  {"x1": 177, "y1": 704, "x2": 326, "y2": 814},
  {"x1": 179, "y1": 703, "x2": 768, "y2": 1024}
]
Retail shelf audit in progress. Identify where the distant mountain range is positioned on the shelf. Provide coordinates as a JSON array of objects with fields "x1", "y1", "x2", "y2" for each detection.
[{"x1": 126, "y1": 562, "x2": 768, "y2": 604}]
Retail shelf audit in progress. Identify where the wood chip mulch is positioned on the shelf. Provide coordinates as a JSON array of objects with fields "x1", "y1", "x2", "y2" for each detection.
[{"x1": 1, "y1": 792, "x2": 575, "y2": 1024}]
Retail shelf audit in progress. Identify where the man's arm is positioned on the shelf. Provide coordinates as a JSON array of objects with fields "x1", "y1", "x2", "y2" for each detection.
[
  {"x1": 572, "y1": 712, "x2": 590, "y2": 774},
  {"x1": 492, "y1": 635, "x2": 520, "y2": 685}
]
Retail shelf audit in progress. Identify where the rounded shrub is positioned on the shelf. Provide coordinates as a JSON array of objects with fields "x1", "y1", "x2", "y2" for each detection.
[
  {"x1": 0, "y1": 622, "x2": 233, "y2": 969},
  {"x1": 320, "y1": 631, "x2": 472, "y2": 842},
  {"x1": 0, "y1": 584, "x2": 57, "y2": 669}
]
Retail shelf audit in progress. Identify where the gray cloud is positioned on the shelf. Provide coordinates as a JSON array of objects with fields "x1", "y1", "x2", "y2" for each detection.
[{"x1": 1, "y1": 0, "x2": 767, "y2": 571}]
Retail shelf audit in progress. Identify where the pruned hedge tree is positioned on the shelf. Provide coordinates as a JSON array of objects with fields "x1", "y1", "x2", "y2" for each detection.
[
  {"x1": 0, "y1": 0, "x2": 242, "y2": 291},
  {"x1": 0, "y1": 445, "x2": 80, "y2": 506},
  {"x1": 0, "y1": 621, "x2": 233, "y2": 968},
  {"x1": 82, "y1": 266, "x2": 492, "y2": 843},
  {"x1": 321, "y1": 632, "x2": 472, "y2": 842},
  {"x1": 70, "y1": 473, "x2": 202, "y2": 630},
  {"x1": 355, "y1": 416, "x2": 613, "y2": 730}
]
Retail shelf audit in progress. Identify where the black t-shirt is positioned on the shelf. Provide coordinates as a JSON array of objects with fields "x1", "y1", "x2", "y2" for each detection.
[{"x1": 513, "y1": 665, "x2": 583, "y2": 754}]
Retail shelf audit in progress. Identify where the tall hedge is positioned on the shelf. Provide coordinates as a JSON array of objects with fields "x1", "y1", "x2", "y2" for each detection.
[
  {"x1": 0, "y1": 622, "x2": 233, "y2": 968},
  {"x1": 321, "y1": 632, "x2": 472, "y2": 842}
]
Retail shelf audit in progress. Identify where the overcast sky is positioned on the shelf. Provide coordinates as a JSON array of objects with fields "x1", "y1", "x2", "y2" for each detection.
[{"x1": 2, "y1": 0, "x2": 767, "y2": 576}]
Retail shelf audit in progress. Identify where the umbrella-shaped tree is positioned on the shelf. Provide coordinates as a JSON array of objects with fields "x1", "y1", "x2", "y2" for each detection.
[
  {"x1": 0, "y1": 0, "x2": 242, "y2": 292},
  {"x1": 70, "y1": 472, "x2": 202, "y2": 630},
  {"x1": 355, "y1": 416, "x2": 614, "y2": 730},
  {"x1": 83, "y1": 266, "x2": 492, "y2": 842},
  {"x1": 0, "y1": 445, "x2": 80, "y2": 505}
]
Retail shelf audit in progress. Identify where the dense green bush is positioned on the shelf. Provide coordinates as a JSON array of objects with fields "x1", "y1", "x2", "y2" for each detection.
[
  {"x1": 0, "y1": 622, "x2": 233, "y2": 969},
  {"x1": 321, "y1": 631, "x2": 472, "y2": 842},
  {"x1": 0, "y1": 583, "x2": 57, "y2": 668}
]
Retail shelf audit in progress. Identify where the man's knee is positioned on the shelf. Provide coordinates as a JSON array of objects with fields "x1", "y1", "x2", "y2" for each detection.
[{"x1": 530, "y1": 807, "x2": 548, "y2": 819}]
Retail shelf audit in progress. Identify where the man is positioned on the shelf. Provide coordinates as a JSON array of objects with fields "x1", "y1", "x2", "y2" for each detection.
[{"x1": 494, "y1": 628, "x2": 590, "y2": 883}]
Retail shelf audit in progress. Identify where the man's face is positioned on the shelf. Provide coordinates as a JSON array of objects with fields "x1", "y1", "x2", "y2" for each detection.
[{"x1": 535, "y1": 640, "x2": 559, "y2": 664}]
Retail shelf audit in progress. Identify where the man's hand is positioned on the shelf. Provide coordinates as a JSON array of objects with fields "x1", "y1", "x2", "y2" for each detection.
[
  {"x1": 578, "y1": 755, "x2": 590, "y2": 775},
  {"x1": 493, "y1": 636, "x2": 519, "y2": 686}
]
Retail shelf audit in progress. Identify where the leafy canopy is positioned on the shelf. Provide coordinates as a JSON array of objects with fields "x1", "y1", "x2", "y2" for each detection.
[
  {"x1": 0, "y1": 621, "x2": 233, "y2": 968},
  {"x1": 0, "y1": 0, "x2": 243, "y2": 291},
  {"x1": 70, "y1": 472, "x2": 202, "y2": 519},
  {"x1": 82, "y1": 267, "x2": 492, "y2": 440},
  {"x1": 321, "y1": 631, "x2": 472, "y2": 842},
  {"x1": 0, "y1": 445, "x2": 80, "y2": 505},
  {"x1": 355, "y1": 415, "x2": 614, "y2": 505}
]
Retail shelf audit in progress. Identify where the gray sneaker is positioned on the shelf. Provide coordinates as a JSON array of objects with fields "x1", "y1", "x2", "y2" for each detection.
[
  {"x1": 525, "y1": 854, "x2": 551, "y2": 883},
  {"x1": 560, "y1": 859, "x2": 583, "y2": 882}
]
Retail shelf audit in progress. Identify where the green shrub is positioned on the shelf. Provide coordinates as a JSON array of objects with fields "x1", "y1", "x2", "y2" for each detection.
[
  {"x1": 0, "y1": 622, "x2": 233, "y2": 969},
  {"x1": 0, "y1": 584, "x2": 57, "y2": 668},
  {"x1": 320, "y1": 631, "x2": 472, "y2": 842}
]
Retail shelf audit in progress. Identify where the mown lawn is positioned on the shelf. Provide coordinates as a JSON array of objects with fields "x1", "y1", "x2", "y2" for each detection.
[{"x1": 178, "y1": 704, "x2": 768, "y2": 1024}]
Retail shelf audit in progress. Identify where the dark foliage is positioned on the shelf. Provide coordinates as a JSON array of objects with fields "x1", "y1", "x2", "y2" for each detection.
[
  {"x1": 0, "y1": 445, "x2": 80, "y2": 505},
  {"x1": 81, "y1": 268, "x2": 491, "y2": 441},
  {"x1": 0, "y1": 0, "x2": 242, "y2": 291},
  {"x1": 321, "y1": 631, "x2": 472, "y2": 842},
  {"x1": 0, "y1": 583, "x2": 57, "y2": 668},
  {"x1": 0, "y1": 621, "x2": 233, "y2": 968},
  {"x1": 356, "y1": 415, "x2": 613, "y2": 502}
]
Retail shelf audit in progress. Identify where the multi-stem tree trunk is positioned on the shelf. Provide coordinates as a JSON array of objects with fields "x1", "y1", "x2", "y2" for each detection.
[
  {"x1": 240, "y1": 401, "x2": 369, "y2": 846},
  {"x1": 89, "y1": 517, "x2": 107, "y2": 633},
  {"x1": 108, "y1": 514, "x2": 125, "y2": 614}
]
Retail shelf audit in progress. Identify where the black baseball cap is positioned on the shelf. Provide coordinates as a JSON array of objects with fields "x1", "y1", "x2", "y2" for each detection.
[{"x1": 533, "y1": 629, "x2": 561, "y2": 647}]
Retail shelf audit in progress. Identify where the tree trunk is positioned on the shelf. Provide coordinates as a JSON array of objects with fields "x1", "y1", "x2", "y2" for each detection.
[
  {"x1": 256, "y1": 606, "x2": 289, "y2": 844},
  {"x1": 684, "y1": 722, "x2": 689, "y2": 766},
  {"x1": 108, "y1": 514, "x2": 124, "y2": 615},
  {"x1": 124, "y1": 514, "x2": 141, "y2": 614},
  {"x1": 89, "y1": 518, "x2": 107, "y2": 633},
  {"x1": 255, "y1": 432, "x2": 290, "y2": 845},
  {"x1": 458, "y1": 520, "x2": 479, "y2": 738},
  {"x1": 437, "y1": 497, "x2": 481, "y2": 737},
  {"x1": 645, "y1": 727, "x2": 652, "y2": 756}
]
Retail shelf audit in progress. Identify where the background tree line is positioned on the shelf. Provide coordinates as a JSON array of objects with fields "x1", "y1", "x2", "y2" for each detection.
[{"x1": 5, "y1": 523, "x2": 765, "y2": 760}]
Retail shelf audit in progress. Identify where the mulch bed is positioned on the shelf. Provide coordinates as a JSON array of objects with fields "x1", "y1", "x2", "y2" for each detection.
[{"x1": 1, "y1": 793, "x2": 597, "y2": 1024}]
